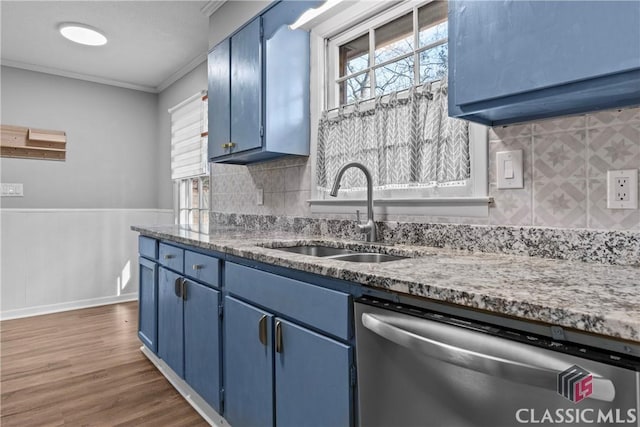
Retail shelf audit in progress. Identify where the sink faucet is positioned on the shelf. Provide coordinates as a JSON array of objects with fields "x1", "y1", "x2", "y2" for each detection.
[{"x1": 330, "y1": 162, "x2": 377, "y2": 242}]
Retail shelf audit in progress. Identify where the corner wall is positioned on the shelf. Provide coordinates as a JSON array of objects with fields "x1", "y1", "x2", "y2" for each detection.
[{"x1": 0, "y1": 66, "x2": 174, "y2": 318}]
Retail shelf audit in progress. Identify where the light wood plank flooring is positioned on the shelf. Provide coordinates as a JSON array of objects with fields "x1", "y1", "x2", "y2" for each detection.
[{"x1": 1, "y1": 302, "x2": 208, "y2": 426}]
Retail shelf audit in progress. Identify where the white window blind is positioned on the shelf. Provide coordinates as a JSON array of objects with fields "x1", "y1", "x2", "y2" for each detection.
[{"x1": 169, "y1": 90, "x2": 208, "y2": 180}]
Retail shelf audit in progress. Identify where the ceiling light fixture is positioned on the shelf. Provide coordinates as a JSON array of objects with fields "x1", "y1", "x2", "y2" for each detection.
[{"x1": 59, "y1": 23, "x2": 107, "y2": 46}]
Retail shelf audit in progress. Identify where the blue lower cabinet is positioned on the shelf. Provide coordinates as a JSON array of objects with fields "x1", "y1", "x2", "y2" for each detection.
[
  {"x1": 184, "y1": 281, "x2": 221, "y2": 412},
  {"x1": 224, "y1": 295, "x2": 353, "y2": 427},
  {"x1": 275, "y1": 319, "x2": 353, "y2": 427},
  {"x1": 158, "y1": 267, "x2": 185, "y2": 378},
  {"x1": 138, "y1": 258, "x2": 158, "y2": 353},
  {"x1": 224, "y1": 296, "x2": 275, "y2": 427}
]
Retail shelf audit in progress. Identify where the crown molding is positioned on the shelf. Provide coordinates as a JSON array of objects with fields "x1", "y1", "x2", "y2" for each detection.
[
  {"x1": 1, "y1": 59, "x2": 159, "y2": 93},
  {"x1": 156, "y1": 53, "x2": 207, "y2": 93},
  {"x1": 200, "y1": 1, "x2": 226, "y2": 17}
]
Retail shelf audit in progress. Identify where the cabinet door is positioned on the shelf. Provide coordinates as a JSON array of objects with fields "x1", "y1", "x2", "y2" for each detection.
[
  {"x1": 158, "y1": 267, "x2": 184, "y2": 378},
  {"x1": 275, "y1": 318, "x2": 352, "y2": 427},
  {"x1": 230, "y1": 17, "x2": 262, "y2": 154},
  {"x1": 208, "y1": 39, "x2": 231, "y2": 160},
  {"x1": 184, "y1": 281, "x2": 221, "y2": 412},
  {"x1": 262, "y1": 0, "x2": 312, "y2": 156},
  {"x1": 224, "y1": 296, "x2": 274, "y2": 427},
  {"x1": 451, "y1": 1, "x2": 640, "y2": 107},
  {"x1": 138, "y1": 258, "x2": 157, "y2": 353}
]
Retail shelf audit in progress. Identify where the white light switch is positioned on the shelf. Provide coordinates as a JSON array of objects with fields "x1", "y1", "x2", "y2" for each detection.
[
  {"x1": 496, "y1": 150, "x2": 524, "y2": 189},
  {"x1": 1, "y1": 183, "x2": 24, "y2": 197}
]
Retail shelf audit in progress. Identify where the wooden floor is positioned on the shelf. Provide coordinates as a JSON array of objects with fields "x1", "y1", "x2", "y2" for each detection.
[{"x1": 1, "y1": 302, "x2": 208, "y2": 426}]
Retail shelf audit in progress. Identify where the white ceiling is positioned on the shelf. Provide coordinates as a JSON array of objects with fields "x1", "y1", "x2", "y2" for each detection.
[{"x1": 0, "y1": 1, "x2": 215, "y2": 93}]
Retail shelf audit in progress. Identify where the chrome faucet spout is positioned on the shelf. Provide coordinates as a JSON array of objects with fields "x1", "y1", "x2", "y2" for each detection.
[{"x1": 330, "y1": 162, "x2": 376, "y2": 242}]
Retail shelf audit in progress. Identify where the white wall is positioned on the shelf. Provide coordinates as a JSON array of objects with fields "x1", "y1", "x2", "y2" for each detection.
[
  {"x1": 0, "y1": 66, "x2": 177, "y2": 318},
  {"x1": 1, "y1": 66, "x2": 159, "y2": 209},
  {"x1": 0, "y1": 209, "x2": 172, "y2": 319}
]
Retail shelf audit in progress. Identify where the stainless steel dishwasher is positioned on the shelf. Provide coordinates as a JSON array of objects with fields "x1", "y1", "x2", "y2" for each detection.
[{"x1": 355, "y1": 298, "x2": 640, "y2": 427}]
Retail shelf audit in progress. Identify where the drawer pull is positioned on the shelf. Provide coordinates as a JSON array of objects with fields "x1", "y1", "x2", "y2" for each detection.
[
  {"x1": 164, "y1": 254, "x2": 175, "y2": 260},
  {"x1": 275, "y1": 321, "x2": 283, "y2": 353},
  {"x1": 258, "y1": 315, "x2": 267, "y2": 346},
  {"x1": 192, "y1": 264, "x2": 203, "y2": 271}
]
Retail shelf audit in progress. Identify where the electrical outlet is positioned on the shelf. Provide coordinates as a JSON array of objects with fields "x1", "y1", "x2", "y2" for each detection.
[
  {"x1": 607, "y1": 169, "x2": 638, "y2": 209},
  {"x1": 615, "y1": 177, "x2": 630, "y2": 201}
]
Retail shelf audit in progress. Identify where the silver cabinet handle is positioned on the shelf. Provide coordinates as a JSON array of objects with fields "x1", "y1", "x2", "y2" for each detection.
[
  {"x1": 174, "y1": 277, "x2": 182, "y2": 298},
  {"x1": 275, "y1": 321, "x2": 283, "y2": 353},
  {"x1": 361, "y1": 313, "x2": 616, "y2": 402},
  {"x1": 192, "y1": 264, "x2": 203, "y2": 271},
  {"x1": 258, "y1": 315, "x2": 267, "y2": 346}
]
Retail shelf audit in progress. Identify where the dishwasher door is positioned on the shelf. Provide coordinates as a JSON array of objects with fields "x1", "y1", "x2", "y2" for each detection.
[{"x1": 354, "y1": 301, "x2": 640, "y2": 427}]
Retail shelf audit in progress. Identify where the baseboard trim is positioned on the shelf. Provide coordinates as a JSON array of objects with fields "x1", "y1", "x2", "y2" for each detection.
[
  {"x1": 0, "y1": 293, "x2": 138, "y2": 321},
  {"x1": 140, "y1": 346, "x2": 229, "y2": 427}
]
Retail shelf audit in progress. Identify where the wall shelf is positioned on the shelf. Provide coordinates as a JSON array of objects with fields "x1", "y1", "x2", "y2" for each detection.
[{"x1": 1, "y1": 125, "x2": 66, "y2": 161}]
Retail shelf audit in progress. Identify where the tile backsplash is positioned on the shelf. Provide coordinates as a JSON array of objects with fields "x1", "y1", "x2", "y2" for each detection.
[
  {"x1": 489, "y1": 107, "x2": 640, "y2": 230},
  {"x1": 211, "y1": 106, "x2": 640, "y2": 231}
]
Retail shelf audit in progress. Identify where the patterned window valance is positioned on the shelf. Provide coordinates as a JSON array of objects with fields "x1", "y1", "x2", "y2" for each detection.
[{"x1": 316, "y1": 81, "x2": 469, "y2": 194}]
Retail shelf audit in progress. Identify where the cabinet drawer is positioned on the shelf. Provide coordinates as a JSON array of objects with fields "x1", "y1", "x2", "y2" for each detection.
[
  {"x1": 139, "y1": 236, "x2": 157, "y2": 260},
  {"x1": 184, "y1": 251, "x2": 221, "y2": 288},
  {"x1": 158, "y1": 243, "x2": 184, "y2": 273},
  {"x1": 226, "y1": 263, "x2": 351, "y2": 340}
]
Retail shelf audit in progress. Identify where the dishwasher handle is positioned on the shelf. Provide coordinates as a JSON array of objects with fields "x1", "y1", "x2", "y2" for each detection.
[{"x1": 361, "y1": 312, "x2": 616, "y2": 402}]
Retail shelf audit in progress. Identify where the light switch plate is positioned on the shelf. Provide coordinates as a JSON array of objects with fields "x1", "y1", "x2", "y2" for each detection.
[
  {"x1": 1, "y1": 183, "x2": 23, "y2": 197},
  {"x1": 496, "y1": 150, "x2": 524, "y2": 189},
  {"x1": 607, "y1": 169, "x2": 638, "y2": 209},
  {"x1": 256, "y1": 188, "x2": 264, "y2": 206}
]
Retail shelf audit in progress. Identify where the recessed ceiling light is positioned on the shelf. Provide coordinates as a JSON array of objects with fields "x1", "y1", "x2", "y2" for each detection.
[{"x1": 59, "y1": 23, "x2": 107, "y2": 46}]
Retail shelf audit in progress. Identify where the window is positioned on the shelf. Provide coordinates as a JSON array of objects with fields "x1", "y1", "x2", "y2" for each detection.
[
  {"x1": 176, "y1": 176, "x2": 209, "y2": 233},
  {"x1": 336, "y1": 1, "x2": 448, "y2": 105},
  {"x1": 310, "y1": 0, "x2": 488, "y2": 217},
  {"x1": 169, "y1": 91, "x2": 210, "y2": 232}
]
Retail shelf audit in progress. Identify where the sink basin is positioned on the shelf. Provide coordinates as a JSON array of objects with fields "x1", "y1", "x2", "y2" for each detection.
[
  {"x1": 268, "y1": 243, "x2": 411, "y2": 263},
  {"x1": 275, "y1": 245, "x2": 355, "y2": 257},
  {"x1": 329, "y1": 253, "x2": 408, "y2": 263}
]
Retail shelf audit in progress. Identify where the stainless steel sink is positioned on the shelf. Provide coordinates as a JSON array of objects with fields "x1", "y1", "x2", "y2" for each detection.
[
  {"x1": 275, "y1": 245, "x2": 355, "y2": 257},
  {"x1": 329, "y1": 253, "x2": 408, "y2": 263},
  {"x1": 271, "y1": 245, "x2": 409, "y2": 263}
]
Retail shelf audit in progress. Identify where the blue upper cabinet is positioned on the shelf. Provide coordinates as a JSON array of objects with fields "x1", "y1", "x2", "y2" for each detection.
[
  {"x1": 448, "y1": 1, "x2": 640, "y2": 126},
  {"x1": 208, "y1": 1, "x2": 315, "y2": 164}
]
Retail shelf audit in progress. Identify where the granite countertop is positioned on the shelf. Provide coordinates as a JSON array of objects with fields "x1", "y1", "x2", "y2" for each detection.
[{"x1": 132, "y1": 225, "x2": 640, "y2": 343}]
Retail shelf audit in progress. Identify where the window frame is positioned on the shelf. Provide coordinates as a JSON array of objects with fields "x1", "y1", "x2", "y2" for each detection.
[
  {"x1": 174, "y1": 175, "x2": 210, "y2": 233},
  {"x1": 308, "y1": 0, "x2": 490, "y2": 217}
]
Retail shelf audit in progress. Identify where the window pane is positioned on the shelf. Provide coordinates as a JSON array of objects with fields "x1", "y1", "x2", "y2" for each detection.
[
  {"x1": 179, "y1": 209, "x2": 189, "y2": 225},
  {"x1": 418, "y1": 1, "x2": 448, "y2": 47},
  {"x1": 419, "y1": 45, "x2": 448, "y2": 83},
  {"x1": 190, "y1": 209, "x2": 199, "y2": 227},
  {"x1": 339, "y1": 33, "x2": 369, "y2": 77},
  {"x1": 201, "y1": 176, "x2": 210, "y2": 209},
  {"x1": 180, "y1": 179, "x2": 189, "y2": 209},
  {"x1": 375, "y1": 57, "x2": 414, "y2": 96},
  {"x1": 191, "y1": 179, "x2": 199, "y2": 210},
  {"x1": 340, "y1": 74, "x2": 370, "y2": 104},
  {"x1": 375, "y1": 12, "x2": 413, "y2": 65},
  {"x1": 200, "y1": 210, "x2": 209, "y2": 232}
]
